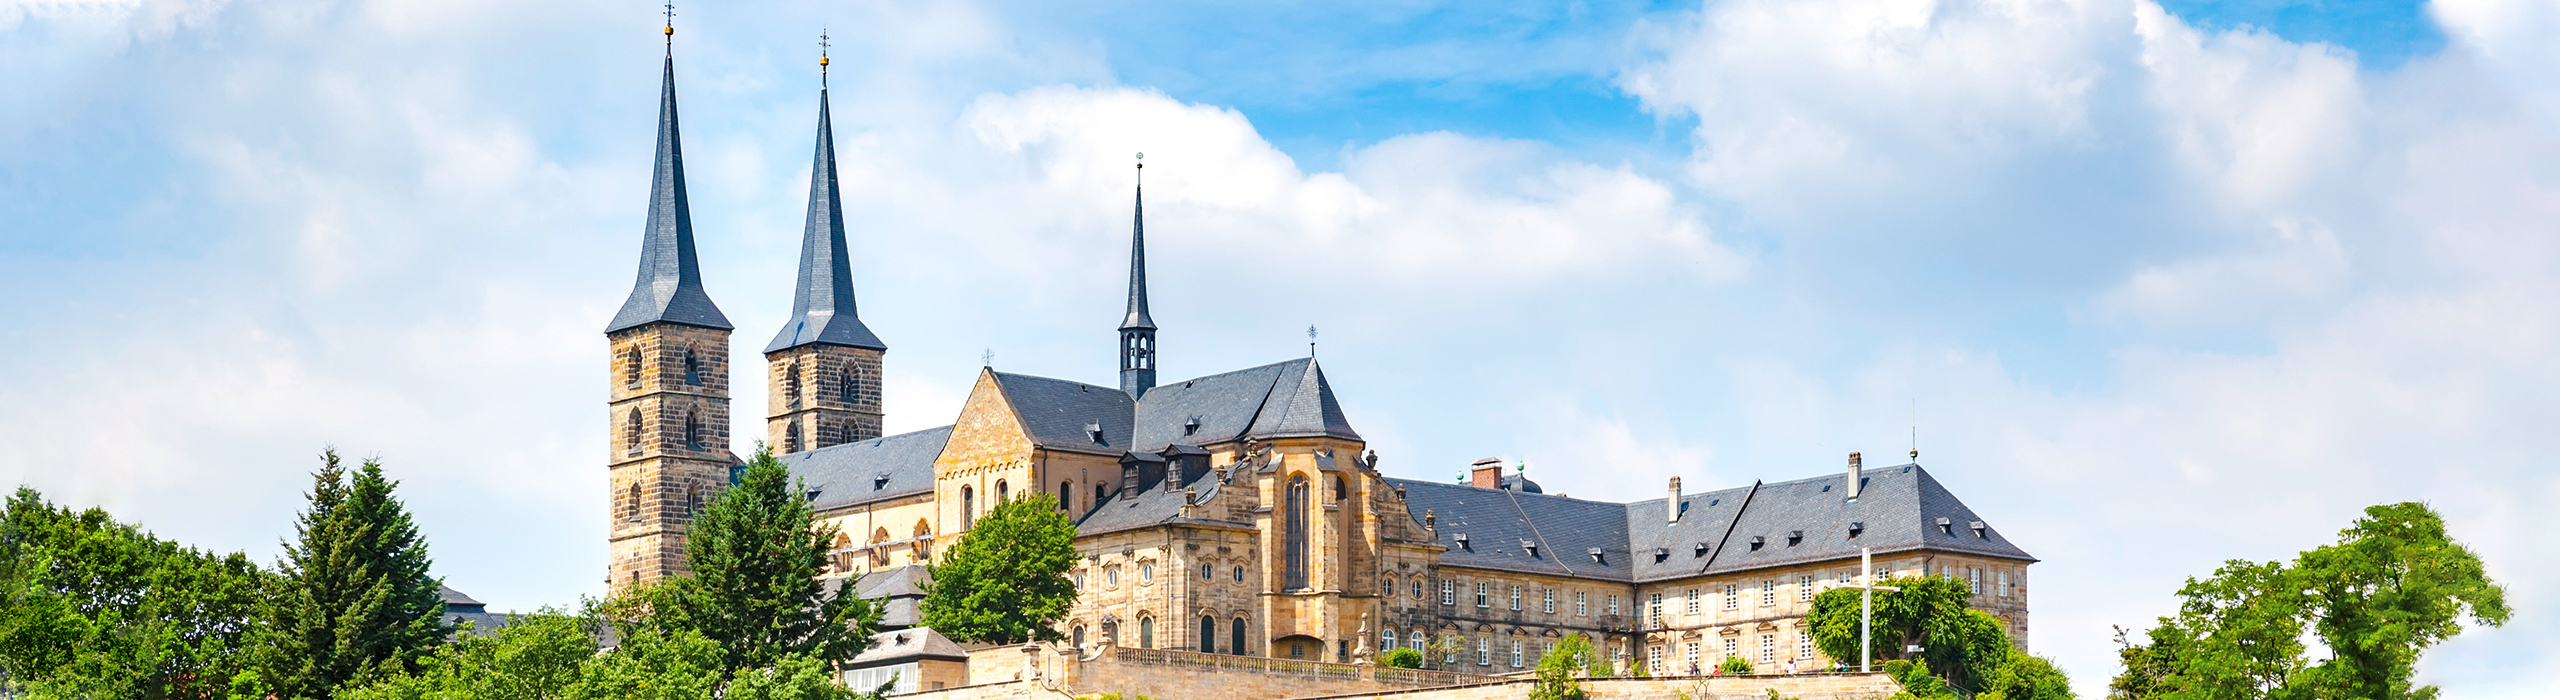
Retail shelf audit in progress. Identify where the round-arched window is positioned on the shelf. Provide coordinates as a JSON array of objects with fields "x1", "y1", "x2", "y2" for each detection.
[
  {"x1": 996, "y1": 479, "x2": 1009, "y2": 503},
  {"x1": 1106, "y1": 567, "x2": 1120, "y2": 587},
  {"x1": 1234, "y1": 565, "x2": 1246, "y2": 582},
  {"x1": 1412, "y1": 578, "x2": 1425, "y2": 599},
  {"x1": 1140, "y1": 562, "x2": 1155, "y2": 583},
  {"x1": 1138, "y1": 616, "x2": 1155, "y2": 649},
  {"x1": 1201, "y1": 563, "x2": 1214, "y2": 580}
]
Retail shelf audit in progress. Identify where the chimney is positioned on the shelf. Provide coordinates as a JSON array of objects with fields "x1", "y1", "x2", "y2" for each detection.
[
  {"x1": 1667, "y1": 476, "x2": 1683, "y2": 524},
  {"x1": 1469, "y1": 458, "x2": 1504, "y2": 489},
  {"x1": 1845, "y1": 451, "x2": 1863, "y2": 500}
]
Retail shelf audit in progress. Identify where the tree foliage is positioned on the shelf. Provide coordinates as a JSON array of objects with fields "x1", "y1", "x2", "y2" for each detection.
[
  {"x1": 1529, "y1": 634, "x2": 1602, "y2": 700},
  {"x1": 1716, "y1": 656, "x2": 1753, "y2": 676},
  {"x1": 1380, "y1": 648, "x2": 1423, "y2": 669},
  {"x1": 652, "y1": 448, "x2": 876, "y2": 673},
  {"x1": 259, "y1": 450, "x2": 450, "y2": 700},
  {"x1": 0, "y1": 487, "x2": 268, "y2": 699},
  {"x1": 2111, "y1": 502, "x2": 2508, "y2": 700},
  {"x1": 340, "y1": 605, "x2": 874, "y2": 700},
  {"x1": 1977, "y1": 655, "x2": 2074, "y2": 700},
  {"x1": 920, "y1": 491, "x2": 1078, "y2": 644},
  {"x1": 1807, "y1": 575, "x2": 2011, "y2": 689}
]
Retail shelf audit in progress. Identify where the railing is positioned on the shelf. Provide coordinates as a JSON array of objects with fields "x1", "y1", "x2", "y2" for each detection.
[{"x1": 1108, "y1": 648, "x2": 1473, "y2": 687}]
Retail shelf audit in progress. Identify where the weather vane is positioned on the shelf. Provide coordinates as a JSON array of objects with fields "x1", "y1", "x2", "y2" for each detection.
[
  {"x1": 982, "y1": 348, "x2": 994, "y2": 367},
  {"x1": 1307, "y1": 325, "x2": 1318, "y2": 357},
  {"x1": 662, "y1": 3, "x2": 676, "y2": 50}
]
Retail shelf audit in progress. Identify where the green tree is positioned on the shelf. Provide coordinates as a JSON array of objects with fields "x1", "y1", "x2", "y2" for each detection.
[
  {"x1": 339, "y1": 610, "x2": 597, "y2": 700},
  {"x1": 654, "y1": 449, "x2": 875, "y2": 673},
  {"x1": 2111, "y1": 502, "x2": 2508, "y2": 700},
  {"x1": 919, "y1": 491, "x2": 1077, "y2": 644},
  {"x1": 0, "y1": 487, "x2": 269, "y2": 699},
  {"x1": 259, "y1": 450, "x2": 450, "y2": 700},
  {"x1": 1380, "y1": 648, "x2": 1423, "y2": 669},
  {"x1": 1977, "y1": 655, "x2": 2074, "y2": 700},
  {"x1": 1529, "y1": 634, "x2": 1600, "y2": 700},
  {"x1": 722, "y1": 654, "x2": 863, "y2": 700},
  {"x1": 1716, "y1": 656, "x2": 1753, "y2": 676},
  {"x1": 1807, "y1": 575, "x2": 2011, "y2": 689}
]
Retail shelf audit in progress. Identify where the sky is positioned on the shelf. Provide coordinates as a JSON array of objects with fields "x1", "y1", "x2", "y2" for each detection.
[{"x1": 2, "y1": 0, "x2": 2554, "y2": 695}]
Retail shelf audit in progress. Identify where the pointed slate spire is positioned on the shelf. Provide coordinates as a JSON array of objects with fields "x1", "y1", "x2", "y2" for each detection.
[
  {"x1": 608, "y1": 56, "x2": 732, "y2": 333},
  {"x1": 1119, "y1": 161, "x2": 1158, "y2": 398},
  {"x1": 765, "y1": 87, "x2": 886, "y2": 353}
]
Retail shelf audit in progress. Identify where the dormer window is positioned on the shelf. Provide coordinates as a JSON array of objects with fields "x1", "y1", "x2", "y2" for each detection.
[
  {"x1": 1970, "y1": 520, "x2": 1988, "y2": 538},
  {"x1": 1183, "y1": 417, "x2": 1200, "y2": 436},
  {"x1": 1520, "y1": 540, "x2": 1538, "y2": 558},
  {"x1": 1787, "y1": 530, "x2": 1804, "y2": 546},
  {"x1": 1652, "y1": 547, "x2": 1670, "y2": 562},
  {"x1": 1748, "y1": 536, "x2": 1765, "y2": 551},
  {"x1": 1453, "y1": 533, "x2": 1470, "y2": 551},
  {"x1": 1587, "y1": 547, "x2": 1605, "y2": 564},
  {"x1": 1849, "y1": 521, "x2": 1865, "y2": 538},
  {"x1": 1937, "y1": 517, "x2": 1955, "y2": 535},
  {"x1": 1692, "y1": 543, "x2": 1709, "y2": 558},
  {"x1": 873, "y1": 471, "x2": 891, "y2": 491},
  {"x1": 1086, "y1": 423, "x2": 1106, "y2": 445}
]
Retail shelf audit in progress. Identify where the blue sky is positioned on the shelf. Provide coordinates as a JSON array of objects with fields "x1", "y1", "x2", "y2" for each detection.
[{"x1": 4, "y1": 0, "x2": 2554, "y2": 696}]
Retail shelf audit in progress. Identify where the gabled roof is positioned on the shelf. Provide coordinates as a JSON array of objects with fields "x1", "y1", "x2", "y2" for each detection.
[
  {"x1": 766, "y1": 87, "x2": 885, "y2": 353},
  {"x1": 607, "y1": 56, "x2": 731, "y2": 334},
  {"x1": 780, "y1": 426, "x2": 952, "y2": 512},
  {"x1": 1403, "y1": 463, "x2": 2034, "y2": 584},
  {"x1": 991, "y1": 371, "x2": 1137, "y2": 455}
]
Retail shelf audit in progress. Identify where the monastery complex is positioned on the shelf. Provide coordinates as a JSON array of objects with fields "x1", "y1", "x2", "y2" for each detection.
[{"x1": 599, "y1": 42, "x2": 2035, "y2": 699}]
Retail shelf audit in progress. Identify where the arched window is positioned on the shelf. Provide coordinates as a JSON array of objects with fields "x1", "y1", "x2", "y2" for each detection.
[
  {"x1": 784, "y1": 422, "x2": 802, "y2": 454},
  {"x1": 1231, "y1": 618, "x2": 1248, "y2": 656},
  {"x1": 682, "y1": 347, "x2": 702, "y2": 385},
  {"x1": 683, "y1": 409, "x2": 703, "y2": 450},
  {"x1": 624, "y1": 347, "x2": 643, "y2": 389},
  {"x1": 1060, "y1": 481, "x2": 1073, "y2": 510},
  {"x1": 1095, "y1": 483, "x2": 1107, "y2": 505},
  {"x1": 912, "y1": 519, "x2": 933, "y2": 560},
  {"x1": 623, "y1": 482, "x2": 642, "y2": 522},
  {"x1": 1333, "y1": 476, "x2": 1346, "y2": 501},
  {"x1": 1411, "y1": 631, "x2": 1426, "y2": 657},
  {"x1": 1285, "y1": 475, "x2": 1310, "y2": 589},
  {"x1": 839, "y1": 364, "x2": 858, "y2": 405},
  {"x1": 960, "y1": 486, "x2": 976, "y2": 528},
  {"x1": 1073, "y1": 625, "x2": 1086, "y2": 649},
  {"x1": 1202, "y1": 563, "x2": 1215, "y2": 580},
  {"x1": 995, "y1": 480, "x2": 1009, "y2": 503},
  {"x1": 1138, "y1": 616, "x2": 1154, "y2": 649},
  {"x1": 1233, "y1": 565, "x2": 1245, "y2": 582},
  {"x1": 684, "y1": 483, "x2": 701, "y2": 517},
  {"x1": 1199, "y1": 616, "x2": 1217, "y2": 653},
  {"x1": 778, "y1": 358, "x2": 798, "y2": 407},
  {"x1": 870, "y1": 527, "x2": 892, "y2": 567},
  {"x1": 1382, "y1": 627, "x2": 1398, "y2": 651},
  {"x1": 624, "y1": 408, "x2": 644, "y2": 456}
]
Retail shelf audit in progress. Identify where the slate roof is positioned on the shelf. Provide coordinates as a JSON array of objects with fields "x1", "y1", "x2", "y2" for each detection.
[
  {"x1": 849, "y1": 626, "x2": 970, "y2": 668},
  {"x1": 1074, "y1": 465, "x2": 1235, "y2": 537},
  {"x1": 846, "y1": 565, "x2": 933, "y2": 629},
  {"x1": 608, "y1": 56, "x2": 731, "y2": 334},
  {"x1": 991, "y1": 372, "x2": 1137, "y2": 455},
  {"x1": 1400, "y1": 463, "x2": 2034, "y2": 583},
  {"x1": 766, "y1": 88, "x2": 886, "y2": 353},
  {"x1": 780, "y1": 426, "x2": 952, "y2": 512}
]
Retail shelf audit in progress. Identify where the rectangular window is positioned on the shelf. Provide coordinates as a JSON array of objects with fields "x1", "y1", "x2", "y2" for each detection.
[
  {"x1": 1799, "y1": 574, "x2": 1816, "y2": 602},
  {"x1": 1723, "y1": 638, "x2": 1737, "y2": 661},
  {"x1": 1760, "y1": 580, "x2": 1776, "y2": 607},
  {"x1": 1969, "y1": 567, "x2": 1982, "y2": 594},
  {"x1": 1607, "y1": 594, "x2": 1619, "y2": 616},
  {"x1": 1543, "y1": 588, "x2": 1556, "y2": 614},
  {"x1": 1685, "y1": 588, "x2": 1701, "y2": 615},
  {"x1": 1839, "y1": 570, "x2": 1853, "y2": 584},
  {"x1": 1760, "y1": 634, "x2": 1775, "y2": 665},
  {"x1": 1649, "y1": 646, "x2": 1663, "y2": 674},
  {"x1": 1441, "y1": 580, "x2": 1455, "y2": 606},
  {"x1": 1477, "y1": 638, "x2": 1491, "y2": 666},
  {"x1": 1476, "y1": 582, "x2": 1491, "y2": 608},
  {"x1": 2000, "y1": 570, "x2": 2012, "y2": 597},
  {"x1": 1648, "y1": 593, "x2": 1663, "y2": 626},
  {"x1": 1511, "y1": 640, "x2": 1523, "y2": 668},
  {"x1": 1575, "y1": 591, "x2": 1588, "y2": 617},
  {"x1": 1540, "y1": 641, "x2": 1553, "y2": 663},
  {"x1": 1724, "y1": 584, "x2": 1738, "y2": 610},
  {"x1": 1510, "y1": 585, "x2": 1523, "y2": 611},
  {"x1": 1799, "y1": 634, "x2": 1815, "y2": 663},
  {"x1": 1685, "y1": 642, "x2": 1700, "y2": 672}
]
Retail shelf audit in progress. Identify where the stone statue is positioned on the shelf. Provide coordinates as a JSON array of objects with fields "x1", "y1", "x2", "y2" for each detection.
[{"x1": 1353, "y1": 613, "x2": 1374, "y2": 665}]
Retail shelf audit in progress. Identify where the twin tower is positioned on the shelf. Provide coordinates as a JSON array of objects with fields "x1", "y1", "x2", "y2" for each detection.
[{"x1": 600, "y1": 48, "x2": 1158, "y2": 589}]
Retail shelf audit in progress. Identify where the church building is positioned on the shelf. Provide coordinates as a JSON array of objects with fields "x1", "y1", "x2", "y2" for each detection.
[{"x1": 601, "y1": 42, "x2": 2036, "y2": 679}]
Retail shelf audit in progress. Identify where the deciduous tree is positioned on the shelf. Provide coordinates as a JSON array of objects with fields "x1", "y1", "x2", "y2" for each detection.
[{"x1": 919, "y1": 492, "x2": 1077, "y2": 644}]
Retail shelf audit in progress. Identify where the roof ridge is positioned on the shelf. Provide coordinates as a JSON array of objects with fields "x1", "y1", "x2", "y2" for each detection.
[{"x1": 1159, "y1": 356, "x2": 1311, "y2": 387}]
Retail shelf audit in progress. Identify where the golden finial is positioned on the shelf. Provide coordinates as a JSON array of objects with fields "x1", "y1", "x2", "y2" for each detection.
[
  {"x1": 662, "y1": 3, "x2": 676, "y2": 50},
  {"x1": 819, "y1": 29, "x2": 831, "y2": 86}
]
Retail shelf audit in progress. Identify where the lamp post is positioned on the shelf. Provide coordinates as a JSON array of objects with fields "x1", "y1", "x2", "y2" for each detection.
[{"x1": 1848, "y1": 547, "x2": 1902, "y2": 673}]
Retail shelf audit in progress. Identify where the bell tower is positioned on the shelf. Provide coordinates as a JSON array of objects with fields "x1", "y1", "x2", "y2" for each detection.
[
  {"x1": 1119, "y1": 158, "x2": 1157, "y2": 398},
  {"x1": 605, "y1": 31, "x2": 735, "y2": 597},
  {"x1": 765, "y1": 52, "x2": 886, "y2": 454}
]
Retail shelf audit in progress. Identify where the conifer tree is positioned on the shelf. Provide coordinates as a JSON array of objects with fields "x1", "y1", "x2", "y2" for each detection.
[
  {"x1": 656, "y1": 448, "x2": 873, "y2": 673},
  {"x1": 919, "y1": 491, "x2": 1077, "y2": 645},
  {"x1": 259, "y1": 450, "x2": 448, "y2": 700}
]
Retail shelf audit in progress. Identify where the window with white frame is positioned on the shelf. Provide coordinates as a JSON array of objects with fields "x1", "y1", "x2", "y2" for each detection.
[
  {"x1": 1759, "y1": 634, "x2": 1775, "y2": 665},
  {"x1": 1722, "y1": 637, "x2": 1737, "y2": 661},
  {"x1": 1760, "y1": 579, "x2": 1776, "y2": 607},
  {"x1": 1607, "y1": 594, "x2": 1620, "y2": 616},
  {"x1": 1839, "y1": 570, "x2": 1853, "y2": 584},
  {"x1": 1476, "y1": 638, "x2": 1491, "y2": 666},
  {"x1": 2000, "y1": 569, "x2": 2012, "y2": 597},
  {"x1": 1543, "y1": 588, "x2": 1556, "y2": 614},
  {"x1": 1575, "y1": 591, "x2": 1588, "y2": 616},
  {"x1": 1969, "y1": 567, "x2": 1982, "y2": 594},
  {"x1": 1724, "y1": 584, "x2": 1738, "y2": 610},
  {"x1": 1510, "y1": 585, "x2": 1522, "y2": 611},
  {"x1": 1441, "y1": 580, "x2": 1455, "y2": 606},
  {"x1": 1685, "y1": 588, "x2": 1700, "y2": 615},
  {"x1": 1799, "y1": 574, "x2": 1816, "y2": 602},
  {"x1": 1510, "y1": 640, "x2": 1523, "y2": 668},
  {"x1": 1383, "y1": 628, "x2": 1398, "y2": 651},
  {"x1": 1799, "y1": 634, "x2": 1815, "y2": 663},
  {"x1": 1648, "y1": 593, "x2": 1663, "y2": 626},
  {"x1": 1413, "y1": 631, "x2": 1427, "y2": 655},
  {"x1": 1685, "y1": 642, "x2": 1700, "y2": 672},
  {"x1": 1649, "y1": 646, "x2": 1663, "y2": 673},
  {"x1": 1476, "y1": 582, "x2": 1491, "y2": 608}
]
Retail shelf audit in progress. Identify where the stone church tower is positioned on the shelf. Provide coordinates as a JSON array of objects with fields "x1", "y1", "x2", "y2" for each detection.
[
  {"x1": 604, "y1": 50, "x2": 737, "y2": 596},
  {"x1": 765, "y1": 80, "x2": 886, "y2": 455}
]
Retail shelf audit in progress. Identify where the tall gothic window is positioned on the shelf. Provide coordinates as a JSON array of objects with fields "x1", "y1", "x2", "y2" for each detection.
[
  {"x1": 683, "y1": 409, "x2": 703, "y2": 450},
  {"x1": 785, "y1": 362, "x2": 802, "y2": 410},
  {"x1": 683, "y1": 347, "x2": 702, "y2": 385},
  {"x1": 1285, "y1": 475, "x2": 1310, "y2": 589},
  {"x1": 961, "y1": 486, "x2": 975, "y2": 529},
  {"x1": 1060, "y1": 481, "x2": 1073, "y2": 510},
  {"x1": 784, "y1": 422, "x2": 802, "y2": 453},
  {"x1": 624, "y1": 347, "x2": 643, "y2": 389},
  {"x1": 623, "y1": 482, "x2": 642, "y2": 522},
  {"x1": 839, "y1": 365, "x2": 858, "y2": 405},
  {"x1": 624, "y1": 408, "x2": 643, "y2": 456},
  {"x1": 1332, "y1": 476, "x2": 1346, "y2": 501}
]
